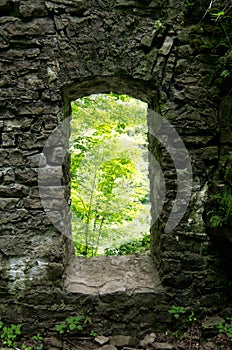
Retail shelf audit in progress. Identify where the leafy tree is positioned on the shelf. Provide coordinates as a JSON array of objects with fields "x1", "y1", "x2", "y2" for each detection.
[{"x1": 70, "y1": 94, "x2": 150, "y2": 257}]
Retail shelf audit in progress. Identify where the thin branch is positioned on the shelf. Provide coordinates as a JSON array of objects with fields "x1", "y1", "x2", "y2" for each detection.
[
  {"x1": 95, "y1": 217, "x2": 105, "y2": 256},
  {"x1": 201, "y1": 0, "x2": 214, "y2": 21}
]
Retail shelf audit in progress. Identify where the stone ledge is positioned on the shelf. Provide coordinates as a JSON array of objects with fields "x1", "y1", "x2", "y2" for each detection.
[
  {"x1": 63, "y1": 255, "x2": 169, "y2": 335},
  {"x1": 64, "y1": 255, "x2": 164, "y2": 295}
]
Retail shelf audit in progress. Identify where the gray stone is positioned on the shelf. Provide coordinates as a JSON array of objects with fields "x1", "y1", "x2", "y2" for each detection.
[
  {"x1": 153, "y1": 343, "x2": 175, "y2": 350},
  {"x1": 1, "y1": 167, "x2": 15, "y2": 184},
  {"x1": 140, "y1": 333, "x2": 156, "y2": 348},
  {"x1": 15, "y1": 168, "x2": 38, "y2": 185},
  {"x1": 37, "y1": 166, "x2": 62, "y2": 185},
  {"x1": 95, "y1": 335, "x2": 110, "y2": 346},
  {"x1": 27, "y1": 153, "x2": 46, "y2": 168},
  {"x1": 65, "y1": 255, "x2": 164, "y2": 296},
  {"x1": 159, "y1": 36, "x2": 174, "y2": 56},
  {"x1": 2, "y1": 132, "x2": 15, "y2": 146},
  {"x1": 9, "y1": 150, "x2": 25, "y2": 166},
  {"x1": 44, "y1": 146, "x2": 65, "y2": 165},
  {"x1": 204, "y1": 342, "x2": 216, "y2": 349},
  {"x1": 202, "y1": 316, "x2": 225, "y2": 337},
  {"x1": 19, "y1": 0, "x2": 48, "y2": 17},
  {"x1": 110, "y1": 335, "x2": 137, "y2": 348},
  {"x1": 44, "y1": 336, "x2": 63, "y2": 348},
  {"x1": 99, "y1": 346, "x2": 117, "y2": 350},
  {"x1": 0, "y1": 150, "x2": 9, "y2": 166},
  {"x1": 141, "y1": 32, "x2": 156, "y2": 47},
  {"x1": 0, "y1": 198, "x2": 20, "y2": 210},
  {"x1": 32, "y1": 186, "x2": 65, "y2": 199},
  {"x1": 0, "y1": 184, "x2": 29, "y2": 198}
]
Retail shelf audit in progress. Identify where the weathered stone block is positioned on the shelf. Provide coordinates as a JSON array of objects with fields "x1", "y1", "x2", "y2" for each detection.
[
  {"x1": 0, "y1": 167, "x2": 15, "y2": 184},
  {"x1": 2, "y1": 132, "x2": 15, "y2": 146},
  {"x1": 110, "y1": 335, "x2": 138, "y2": 348},
  {"x1": 44, "y1": 146, "x2": 65, "y2": 165},
  {"x1": 196, "y1": 146, "x2": 219, "y2": 161},
  {"x1": 0, "y1": 150, "x2": 9, "y2": 166},
  {"x1": 15, "y1": 168, "x2": 38, "y2": 185},
  {"x1": 9, "y1": 150, "x2": 25, "y2": 166},
  {"x1": 19, "y1": 0, "x2": 48, "y2": 18},
  {"x1": 0, "y1": 197, "x2": 20, "y2": 209},
  {"x1": 26, "y1": 153, "x2": 46, "y2": 168},
  {"x1": 38, "y1": 166, "x2": 63, "y2": 185}
]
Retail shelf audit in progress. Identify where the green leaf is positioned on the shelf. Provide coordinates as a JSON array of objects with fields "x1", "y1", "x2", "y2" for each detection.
[
  {"x1": 69, "y1": 323, "x2": 76, "y2": 331},
  {"x1": 211, "y1": 11, "x2": 225, "y2": 17}
]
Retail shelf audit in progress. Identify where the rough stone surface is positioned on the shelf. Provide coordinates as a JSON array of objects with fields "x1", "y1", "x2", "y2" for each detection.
[
  {"x1": 140, "y1": 333, "x2": 156, "y2": 348},
  {"x1": 153, "y1": 343, "x2": 175, "y2": 350},
  {"x1": 201, "y1": 317, "x2": 225, "y2": 338},
  {"x1": 65, "y1": 255, "x2": 163, "y2": 295},
  {"x1": 110, "y1": 335, "x2": 137, "y2": 348},
  {"x1": 0, "y1": 0, "x2": 231, "y2": 336},
  {"x1": 95, "y1": 336, "x2": 110, "y2": 346}
]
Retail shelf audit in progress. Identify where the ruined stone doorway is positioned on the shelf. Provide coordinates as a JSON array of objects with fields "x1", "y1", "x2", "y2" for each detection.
[{"x1": 64, "y1": 88, "x2": 163, "y2": 302}]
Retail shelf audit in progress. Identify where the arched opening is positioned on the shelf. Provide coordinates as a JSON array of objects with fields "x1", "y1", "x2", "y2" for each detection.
[
  {"x1": 70, "y1": 93, "x2": 151, "y2": 257},
  {"x1": 63, "y1": 79, "x2": 164, "y2": 298}
]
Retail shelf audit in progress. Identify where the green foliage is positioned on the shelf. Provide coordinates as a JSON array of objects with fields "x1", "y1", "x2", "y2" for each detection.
[
  {"x1": 55, "y1": 316, "x2": 83, "y2": 335},
  {"x1": 168, "y1": 306, "x2": 186, "y2": 319},
  {"x1": 168, "y1": 306, "x2": 197, "y2": 324},
  {"x1": 31, "y1": 334, "x2": 43, "y2": 350},
  {"x1": 152, "y1": 19, "x2": 163, "y2": 34},
  {"x1": 220, "y1": 69, "x2": 230, "y2": 78},
  {"x1": 207, "y1": 154, "x2": 232, "y2": 228},
  {"x1": 168, "y1": 306, "x2": 198, "y2": 340},
  {"x1": 71, "y1": 93, "x2": 147, "y2": 131},
  {"x1": 208, "y1": 192, "x2": 232, "y2": 228},
  {"x1": 73, "y1": 241, "x2": 90, "y2": 257},
  {"x1": 90, "y1": 330, "x2": 97, "y2": 337},
  {"x1": 0, "y1": 321, "x2": 22, "y2": 348},
  {"x1": 32, "y1": 334, "x2": 43, "y2": 342},
  {"x1": 211, "y1": 11, "x2": 225, "y2": 21},
  {"x1": 22, "y1": 344, "x2": 32, "y2": 350},
  {"x1": 192, "y1": 1, "x2": 232, "y2": 85},
  {"x1": 172, "y1": 330, "x2": 180, "y2": 338},
  {"x1": 0, "y1": 320, "x2": 45, "y2": 350},
  {"x1": 188, "y1": 311, "x2": 197, "y2": 323},
  {"x1": 104, "y1": 233, "x2": 150, "y2": 256},
  {"x1": 0, "y1": 317, "x2": 92, "y2": 349},
  {"x1": 210, "y1": 2, "x2": 232, "y2": 81},
  {"x1": 218, "y1": 317, "x2": 232, "y2": 341},
  {"x1": 55, "y1": 323, "x2": 67, "y2": 335},
  {"x1": 70, "y1": 93, "x2": 150, "y2": 257}
]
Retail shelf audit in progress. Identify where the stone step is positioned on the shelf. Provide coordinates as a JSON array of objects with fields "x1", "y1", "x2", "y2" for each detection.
[{"x1": 64, "y1": 255, "x2": 169, "y2": 336}]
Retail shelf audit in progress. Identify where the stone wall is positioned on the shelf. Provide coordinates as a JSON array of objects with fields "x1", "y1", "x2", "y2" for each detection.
[{"x1": 0, "y1": 0, "x2": 231, "y2": 333}]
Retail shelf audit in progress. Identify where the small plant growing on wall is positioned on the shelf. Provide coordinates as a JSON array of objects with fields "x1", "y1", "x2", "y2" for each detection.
[
  {"x1": 0, "y1": 321, "x2": 22, "y2": 348},
  {"x1": 168, "y1": 305, "x2": 186, "y2": 319},
  {"x1": 218, "y1": 317, "x2": 232, "y2": 341},
  {"x1": 55, "y1": 316, "x2": 83, "y2": 335},
  {"x1": 207, "y1": 154, "x2": 232, "y2": 229}
]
